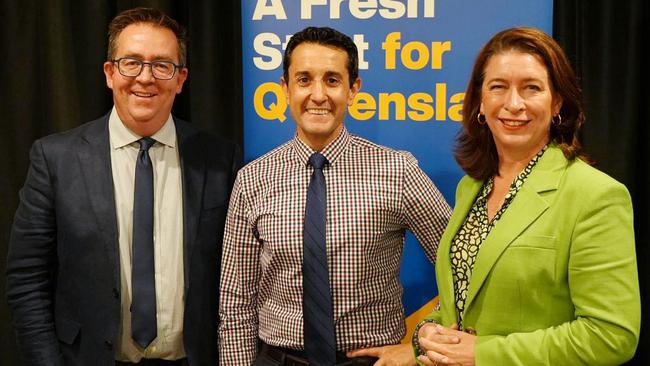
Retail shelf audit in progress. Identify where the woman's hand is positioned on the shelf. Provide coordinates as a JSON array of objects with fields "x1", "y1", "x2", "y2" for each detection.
[{"x1": 417, "y1": 323, "x2": 476, "y2": 366}]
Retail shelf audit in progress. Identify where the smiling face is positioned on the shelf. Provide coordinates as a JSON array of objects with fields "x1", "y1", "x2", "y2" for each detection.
[
  {"x1": 480, "y1": 50, "x2": 562, "y2": 159},
  {"x1": 103, "y1": 23, "x2": 188, "y2": 137},
  {"x1": 281, "y1": 43, "x2": 360, "y2": 151}
]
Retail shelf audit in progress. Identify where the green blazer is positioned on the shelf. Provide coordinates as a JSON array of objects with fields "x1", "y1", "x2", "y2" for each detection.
[{"x1": 422, "y1": 146, "x2": 640, "y2": 365}]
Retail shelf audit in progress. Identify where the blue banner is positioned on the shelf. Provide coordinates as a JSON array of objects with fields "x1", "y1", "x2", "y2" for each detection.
[{"x1": 242, "y1": 0, "x2": 552, "y2": 339}]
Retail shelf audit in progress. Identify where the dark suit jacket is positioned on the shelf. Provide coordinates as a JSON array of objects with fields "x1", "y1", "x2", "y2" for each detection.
[{"x1": 6, "y1": 114, "x2": 241, "y2": 366}]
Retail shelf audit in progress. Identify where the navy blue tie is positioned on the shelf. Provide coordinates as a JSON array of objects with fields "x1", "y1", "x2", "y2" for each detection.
[
  {"x1": 303, "y1": 152, "x2": 336, "y2": 366},
  {"x1": 131, "y1": 137, "x2": 157, "y2": 348}
]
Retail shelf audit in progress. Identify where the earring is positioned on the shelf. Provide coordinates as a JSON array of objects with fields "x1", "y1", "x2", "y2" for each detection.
[
  {"x1": 476, "y1": 112, "x2": 487, "y2": 125},
  {"x1": 552, "y1": 114, "x2": 562, "y2": 126}
]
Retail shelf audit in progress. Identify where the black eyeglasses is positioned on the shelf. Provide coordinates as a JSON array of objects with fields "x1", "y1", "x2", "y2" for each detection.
[{"x1": 112, "y1": 57, "x2": 183, "y2": 80}]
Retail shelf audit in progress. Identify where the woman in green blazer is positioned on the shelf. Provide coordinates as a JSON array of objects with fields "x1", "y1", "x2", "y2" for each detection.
[{"x1": 414, "y1": 27, "x2": 640, "y2": 366}]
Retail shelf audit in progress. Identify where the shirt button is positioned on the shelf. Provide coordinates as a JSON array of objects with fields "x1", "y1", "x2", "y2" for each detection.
[
  {"x1": 112, "y1": 288, "x2": 120, "y2": 299},
  {"x1": 104, "y1": 340, "x2": 113, "y2": 350}
]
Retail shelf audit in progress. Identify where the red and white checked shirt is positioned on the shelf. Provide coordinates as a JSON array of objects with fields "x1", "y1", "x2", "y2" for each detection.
[{"x1": 218, "y1": 127, "x2": 451, "y2": 365}]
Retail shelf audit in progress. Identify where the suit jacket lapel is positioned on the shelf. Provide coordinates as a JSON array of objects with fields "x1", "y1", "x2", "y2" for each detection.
[
  {"x1": 437, "y1": 177, "x2": 482, "y2": 324},
  {"x1": 76, "y1": 116, "x2": 119, "y2": 283},
  {"x1": 175, "y1": 119, "x2": 205, "y2": 291},
  {"x1": 463, "y1": 147, "x2": 567, "y2": 314}
]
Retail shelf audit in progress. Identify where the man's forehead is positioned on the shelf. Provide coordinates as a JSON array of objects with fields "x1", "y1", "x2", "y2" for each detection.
[
  {"x1": 293, "y1": 42, "x2": 347, "y2": 57},
  {"x1": 288, "y1": 44, "x2": 349, "y2": 70},
  {"x1": 114, "y1": 23, "x2": 179, "y2": 57}
]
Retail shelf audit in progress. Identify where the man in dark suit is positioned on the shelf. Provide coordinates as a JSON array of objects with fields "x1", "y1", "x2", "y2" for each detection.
[{"x1": 5, "y1": 8, "x2": 240, "y2": 366}]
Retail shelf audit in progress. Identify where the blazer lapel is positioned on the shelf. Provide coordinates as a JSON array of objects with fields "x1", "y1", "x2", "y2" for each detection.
[
  {"x1": 463, "y1": 147, "x2": 567, "y2": 314},
  {"x1": 175, "y1": 119, "x2": 205, "y2": 291},
  {"x1": 436, "y1": 177, "x2": 482, "y2": 324},
  {"x1": 76, "y1": 117, "x2": 119, "y2": 283}
]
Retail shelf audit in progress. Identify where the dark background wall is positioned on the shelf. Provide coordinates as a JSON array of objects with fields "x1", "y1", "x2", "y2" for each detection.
[
  {"x1": 1, "y1": 1, "x2": 647, "y2": 364},
  {"x1": 554, "y1": 2, "x2": 649, "y2": 364}
]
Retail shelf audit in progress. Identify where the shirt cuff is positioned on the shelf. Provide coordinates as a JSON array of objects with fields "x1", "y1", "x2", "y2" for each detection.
[{"x1": 412, "y1": 318, "x2": 439, "y2": 356}]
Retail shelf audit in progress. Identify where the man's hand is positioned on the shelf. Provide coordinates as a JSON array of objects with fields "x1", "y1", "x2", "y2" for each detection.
[{"x1": 347, "y1": 343, "x2": 417, "y2": 366}]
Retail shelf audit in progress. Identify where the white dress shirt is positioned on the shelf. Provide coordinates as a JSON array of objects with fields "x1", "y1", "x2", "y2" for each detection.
[{"x1": 108, "y1": 108, "x2": 185, "y2": 362}]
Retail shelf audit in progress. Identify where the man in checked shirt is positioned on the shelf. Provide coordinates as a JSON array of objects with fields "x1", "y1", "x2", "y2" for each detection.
[{"x1": 219, "y1": 27, "x2": 451, "y2": 366}]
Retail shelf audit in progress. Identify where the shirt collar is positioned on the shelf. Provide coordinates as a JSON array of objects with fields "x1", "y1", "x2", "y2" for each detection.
[
  {"x1": 108, "y1": 106, "x2": 176, "y2": 149},
  {"x1": 291, "y1": 126, "x2": 351, "y2": 167},
  {"x1": 478, "y1": 144, "x2": 549, "y2": 202}
]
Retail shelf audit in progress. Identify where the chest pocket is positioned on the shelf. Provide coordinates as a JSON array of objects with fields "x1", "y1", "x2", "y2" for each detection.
[{"x1": 509, "y1": 234, "x2": 556, "y2": 249}]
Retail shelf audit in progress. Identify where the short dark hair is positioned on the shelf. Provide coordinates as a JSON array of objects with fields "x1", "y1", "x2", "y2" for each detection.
[
  {"x1": 107, "y1": 7, "x2": 187, "y2": 66},
  {"x1": 283, "y1": 26, "x2": 359, "y2": 87},
  {"x1": 455, "y1": 27, "x2": 586, "y2": 180}
]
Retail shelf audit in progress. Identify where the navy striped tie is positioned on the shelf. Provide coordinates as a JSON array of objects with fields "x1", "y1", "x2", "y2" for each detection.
[
  {"x1": 303, "y1": 152, "x2": 336, "y2": 366},
  {"x1": 131, "y1": 137, "x2": 157, "y2": 348}
]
